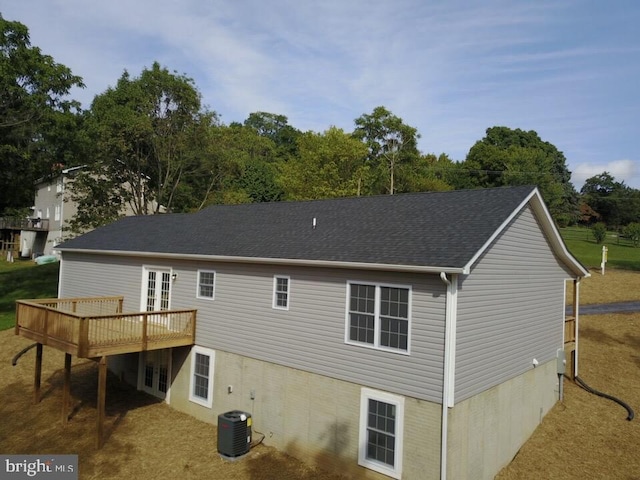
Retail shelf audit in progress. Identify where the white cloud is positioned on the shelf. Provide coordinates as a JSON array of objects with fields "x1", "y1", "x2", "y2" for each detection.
[{"x1": 572, "y1": 160, "x2": 639, "y2": 190}]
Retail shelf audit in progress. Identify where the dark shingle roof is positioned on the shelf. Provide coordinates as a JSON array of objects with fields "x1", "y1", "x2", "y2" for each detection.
[{"x1": 58, "y1": 186, "x2": 538, "y2": 270}]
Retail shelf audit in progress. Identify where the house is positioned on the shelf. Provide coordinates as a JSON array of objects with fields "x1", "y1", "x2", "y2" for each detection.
[
  {"x1": 16, "y1": 186, "x2": 588, "y2": 479},
  {"x1": 17, "y1": 165, "x2": 158, "y2": 257}
]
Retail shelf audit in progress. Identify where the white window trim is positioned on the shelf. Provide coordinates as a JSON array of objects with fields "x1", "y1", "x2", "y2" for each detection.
[
  {"x1": 344, "y1": 281, "x2": 412, "y2": 355},
  {"x1": 272, "y1": 275, "x2": 290, "y2": 310},
  {"x1": 359, "y1": 388, "x2": 404, "y2": 479},
  {"x1": 189, "y1": 346, "x2": 215, "y2": 408},
  {"x1": 140, "y1": 265, "x2": 173, "y2": 312},
  {"x1": 196, "y1": 269, "x2": 216, "y2": 300}
]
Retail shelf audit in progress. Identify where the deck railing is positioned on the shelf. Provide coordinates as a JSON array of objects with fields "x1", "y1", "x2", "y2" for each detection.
[
  {"x1": 0, "y1": 217, "x2": 50, "y2": 231},
  {"x1": 15, "y1": 297, "x2": 196, "y2": 357}
]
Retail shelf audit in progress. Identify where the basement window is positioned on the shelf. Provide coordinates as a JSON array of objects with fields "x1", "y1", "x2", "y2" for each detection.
[
  {"x1": 189, "y1": 346, "x2": 215, "y2": 408},
  {"x1": 359, "y1": 388, "x2": 404, "y2": 479}
]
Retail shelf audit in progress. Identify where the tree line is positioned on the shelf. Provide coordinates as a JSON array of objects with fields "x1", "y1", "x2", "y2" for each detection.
[{"x1": 2, "y1": 15, "x2": 638, "y2": 237}]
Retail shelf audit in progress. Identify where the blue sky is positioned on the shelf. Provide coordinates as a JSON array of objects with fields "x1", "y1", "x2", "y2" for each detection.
[{"x1": 4, "y1": 0, "x2": 639, "y2": 189}]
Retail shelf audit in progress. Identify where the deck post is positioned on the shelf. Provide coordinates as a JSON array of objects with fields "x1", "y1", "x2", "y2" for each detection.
[
  {"x1": 62, "y1": 353, "x2": 72, "y2": 424},
  {"x1": 14, "y1": 302, "x2": 20, "y2": 336},
  {"x1": 78, "y1": 318, "x2": 89, "y2": 358},
  {"x1": 43, "y1": 309, "x2": 49, "y2": 344},
  {"x1": 96, "y1": 356, "x2": 107, "y2": 448},
  {"x1": 191, "y1": 311, "x2": 196, "y2": 343},
  {"x1": 142, "y1": 313, "x2": 148, "y2": 351},
  {"x1": 34, "y1": 343, "x2": 43, "y2": 404}
]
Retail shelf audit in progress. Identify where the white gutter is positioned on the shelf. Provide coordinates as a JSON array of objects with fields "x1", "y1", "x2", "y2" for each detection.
[
  {"x1": 439, "y1": 272, "x2": 458, "y2": 480},
  {"x1": 56, "y1": 247, "x2": 466, "y2": 275}
]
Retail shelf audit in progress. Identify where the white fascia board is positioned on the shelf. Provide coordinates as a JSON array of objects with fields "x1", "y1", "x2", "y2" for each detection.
[
  {"x1": 462, "y1": 187, "x2": 590, "y2": 278},
  {"x1": 57, "y1": 247, "x2": 466, "y2": 275},
  {"x1": 61, "y1": 165, "x2": 87, "y2": 175}
]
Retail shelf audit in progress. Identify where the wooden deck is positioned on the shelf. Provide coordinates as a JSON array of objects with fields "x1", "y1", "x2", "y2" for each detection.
[
  {"x1": 15, "y1": 296, "x2": 196, "y2": 358},
  {"x1": 0, "y1": 217, "x2": 50, "y2": 231}
]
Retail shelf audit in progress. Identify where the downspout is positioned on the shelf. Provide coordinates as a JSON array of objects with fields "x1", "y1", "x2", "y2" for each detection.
[
  {"x1": 57, "y1": 256, "x2": 64, "y2": 298},
  {"x1": 439, "y1": 272, "x2": 458, "y2": 480},
  {"x1": 573, "y1": 278, "x2": 581, "y2": 377},
  {"x1": 59, "y1": 175, "x2": 65, "y2": 248}
]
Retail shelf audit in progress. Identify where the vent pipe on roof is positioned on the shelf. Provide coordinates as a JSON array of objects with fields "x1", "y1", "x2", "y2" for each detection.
[{"x1": 312, "y1": 217, "x2": 317, "y2": 229}]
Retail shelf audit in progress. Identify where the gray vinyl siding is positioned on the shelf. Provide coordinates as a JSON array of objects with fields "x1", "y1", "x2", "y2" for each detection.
[
  {"x1": 455, "y1": 205, "x2": 573, "y2": 403},
  {"x1": 60, "y1": 252, "x2": 447, "y2": 402},
  {"x1": 59, "y1": 253, "x2": 145, "y2": 310}
]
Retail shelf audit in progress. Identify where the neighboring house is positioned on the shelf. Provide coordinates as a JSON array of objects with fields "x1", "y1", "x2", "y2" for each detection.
[
  {"x1": 18, "y1": 186, "x2": 588, "y2": 480},
  {"x1": 20, "y1": 165, "x2": 157, "y2": 256},
  {"x1": 19, "y1": 166, "x2": 85, "y2": 257}
]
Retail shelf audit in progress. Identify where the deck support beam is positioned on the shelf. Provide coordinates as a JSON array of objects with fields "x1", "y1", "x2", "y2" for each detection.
[
  {"x1": 34, "y1": 343, "x2": 43, "y2": 404},
  {"x1": 96, "y1": 356, "x2": 107, "y2": 448},
  {"x1": 62, "y1": 353, "x2": 71, "y2": 424}
]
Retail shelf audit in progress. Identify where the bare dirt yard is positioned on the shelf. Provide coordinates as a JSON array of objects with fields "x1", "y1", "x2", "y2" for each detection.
[{"x1": 1, "y1": 269, "x2": 639, "y2": 479}]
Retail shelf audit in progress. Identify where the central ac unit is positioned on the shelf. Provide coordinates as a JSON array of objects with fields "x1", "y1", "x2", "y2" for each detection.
[{"x1": 217, "y1": 410, "x2": 252, "y2": 457}]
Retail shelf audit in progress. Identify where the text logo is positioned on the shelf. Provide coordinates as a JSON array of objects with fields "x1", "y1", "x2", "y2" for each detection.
[{"x1": 1, "y1": 455, "x2": 78, "y2": 479}]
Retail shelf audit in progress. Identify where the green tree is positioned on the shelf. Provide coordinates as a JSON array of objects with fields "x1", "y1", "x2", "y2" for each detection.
[
  {"x1": 401, "y1": 153, "x2": 455, "y2": 193},
  {"x1": 353, "y1": 106, "x2": 420, "y2": 195},
  {"x1": 243, "y1": 111, "x2": 301, "y2": 160},
  {"x1": 592, "y1": 222, "x2": 607, "y2": 244},
  {"x1": 463, "y1": 127, "x2": 578, "y2": 224},
  {"x1": 74, "y1": 62, "x2": 216, "y2": 231},
  {"x1": 66, "y1": 166, "x2": 126, "y2": 234},
  {"x1": 623, "y1": 223, "x2": 640, "y2": 247},
  {"x1": 193, "y1": 123, "x2": 282, "y2": 208},
  {"x1": 278, "y1": 127, "x2": 368, "y2": 200},
  {"x1": 580, "y1": 172, "x2": 640, "y2": 228},
  {"x1": 0, "y1": 15, "x2": 84, "y2": 213}
]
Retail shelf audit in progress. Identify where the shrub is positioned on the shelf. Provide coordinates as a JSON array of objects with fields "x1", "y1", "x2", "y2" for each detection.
[
  {"x1": 592, "y1": 223, "x2": 607, "y2": 244},
  {"x1": 623, "y1": 223, "x2": 640, "y2": 247}
]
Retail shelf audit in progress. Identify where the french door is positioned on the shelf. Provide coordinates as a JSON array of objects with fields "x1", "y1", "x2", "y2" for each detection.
[
  {"x1": 144, "y1": 267, "x2": 172, "y2": 312},
  {"x1": 140, "y1": 349, "x2": 170, "y2": 400},
  {"x1": 142, "y1": 267, "x2": 172, "y2": 327}
]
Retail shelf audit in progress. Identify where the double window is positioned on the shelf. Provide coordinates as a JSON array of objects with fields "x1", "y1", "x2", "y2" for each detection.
[
  {"x1": 197, "y1": 270, "x2": 216, "y2": 300},
  {"x1": 359, "y1": 388, "x2": 404, "y2": 479},
  {"x1": 189, "y1": 346, "x2": 215, "y2": 408},
  {"x1": 346, "y1": 282, "x2": 411, "y2": 353}
]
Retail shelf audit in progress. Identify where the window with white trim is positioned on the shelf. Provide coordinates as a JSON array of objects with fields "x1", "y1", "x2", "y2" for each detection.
[
  {"x1": 197, "y1": 270, "x2": 216, "y2": 299},
  {"x1": 359, "y1": 388, "x2": 404, "y2": 479},
  {"x1": 189, "y1": 346, "x2": 215, "y2": 408},
  {"x1": 346, "y1": 282, "x2": 411, "y2": 353},
  {"x1": 273, "y1": 275, "x2": 290, "y2": 310},
  {"x1": 54, "y1": 205, "x2": 61, "y2": 221}
]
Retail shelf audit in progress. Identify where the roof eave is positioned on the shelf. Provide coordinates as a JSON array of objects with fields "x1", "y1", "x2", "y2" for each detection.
[{"x1": 56, "y1": 247, "x2": 466, "y2": 275}]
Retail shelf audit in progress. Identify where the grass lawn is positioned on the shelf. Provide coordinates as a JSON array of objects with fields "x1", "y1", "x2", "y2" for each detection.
[
  {"x1": 560, "y1": 226, "x2": 640, "y2": 271},
  {"x1": 0, "y1": 259, "x2": 59, "y2": 330}
]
